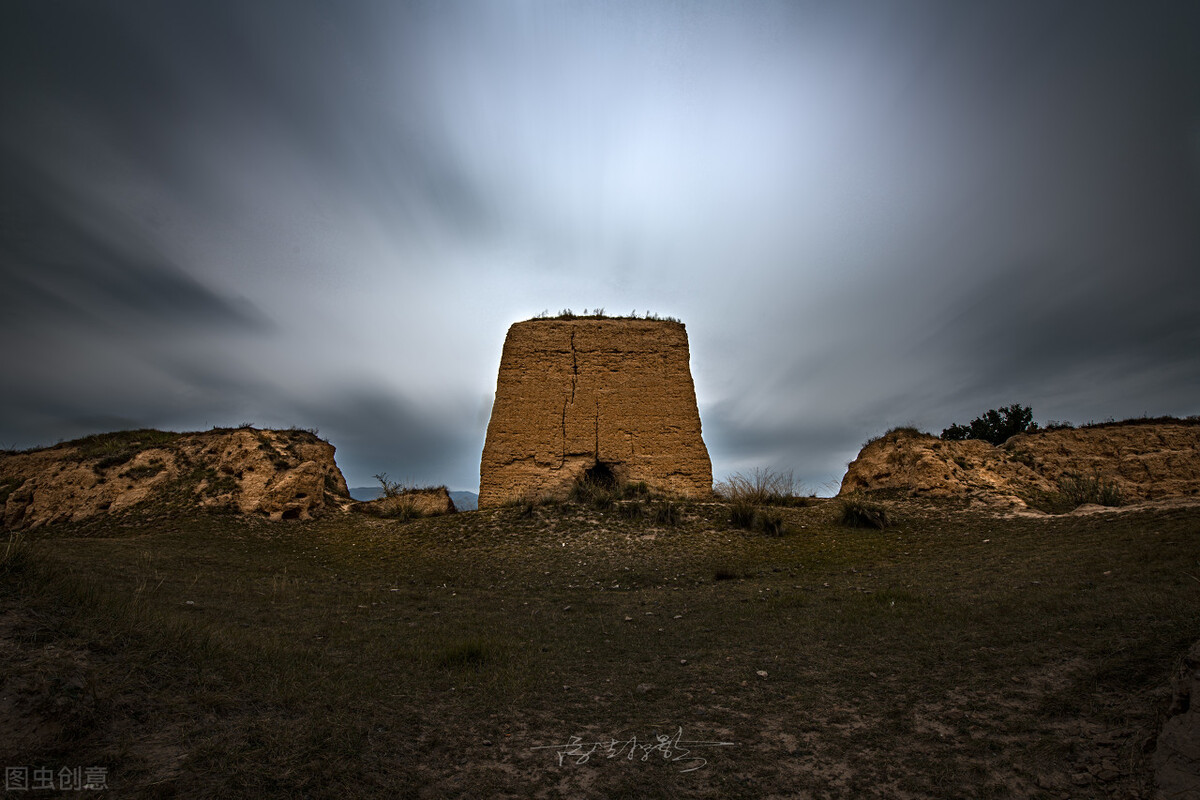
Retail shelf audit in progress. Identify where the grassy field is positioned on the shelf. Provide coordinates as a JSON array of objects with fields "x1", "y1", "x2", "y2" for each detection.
[{"x1": 1, "y1": 495, "x2": 1197, "y2": 798}]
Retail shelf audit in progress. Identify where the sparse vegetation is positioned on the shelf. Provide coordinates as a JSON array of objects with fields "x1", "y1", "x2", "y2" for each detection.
[
  {"x1": 1006, "y1": 447, "x2": 1036, "y2": 468},
  {"x1": 0, "y1": 479, "x2": 19, "y2": 508},
  {"x1": 620, "y1": 480, "x2": 650, "y2": 500},
  {"x1": 728, "y1": 499, "x2": 788, "y2": 535},
  {"x1": 196, "y1": 467, "x2": 238, "y2": 499},
  {"x1": 568, "y1": 474, "x2": 615, "y2": 510},
  {"x1": 120, "y1": 461, "x2": 166, "y2": 481},
  {"x1": 862, "y1": 425, "x2": 932, "y2": 448},
  {"x1": 1058, "y1": 472, "x2": 1123, "y2": 507},
  {"x1": 0, "y1": 494, "x2": 1196, "y2": 798},
  {"x1": 729, "y1": 499, "x2": 755, "y2": 529},
  {"x1": 651, "y1": 501, "x2": 679, "y2": 526},
  {"x1": 374, "y1": 472, "x2": 412, "y2": 498},
  {"x1": 0, "y1": 533, "x2": 30, "y2": 577},
  {"x1": 1026, "y1": 472, "x2": 1124, "y2": 514},
  {"x1": 358, "y1": 473, "x2": 452, "y2": 521},
  {"x1": 1074, "y1": 414, "x2": 1200, "y2": 430},
  {"x1": 617, "y1": 499, "x2": 645, "y2": 521},
  {"x1": 941, "y1": 403, "x2": 1038, "y2": 445},
  {"x1": 64, "y1": 429, "x2": 182, "y2": 471},
  {"x1": 717, "y1": 469, "x2": 808, "y2": 534},
  {"x1": 838, "y1": 497, "x2": 892, "y2": 529},
  {"x1": 715, "y1": 467, "x2": 810, "y2": 506},
  {"x1": 286, "y1": 424, "x2": 323, "y2": 439},
  {"x1": 531, "y1": 308, "x2": 682, "y2": 323},
  {"x1": 567, "y1": 464, "x2": 669, "y2": 512},
  {"x1": 939, "y1": 408, "x2": 1197, "y2": 443}
]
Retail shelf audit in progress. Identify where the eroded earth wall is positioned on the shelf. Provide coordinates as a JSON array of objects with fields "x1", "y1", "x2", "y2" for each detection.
[
  {"x1": 479, "y1": 319, "x2": 712, "y2": 507},
  {"x1": 838, "y1": 422, "x2": 1200, "y2": 508},
  {"x1": 0, "y1": 428, "x2": 351, "y2": 529}
]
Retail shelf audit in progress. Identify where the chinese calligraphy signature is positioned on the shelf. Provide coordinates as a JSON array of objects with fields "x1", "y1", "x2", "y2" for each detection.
[{"x1": 532, "y1": 727, "x2": 735, "y2": 773}]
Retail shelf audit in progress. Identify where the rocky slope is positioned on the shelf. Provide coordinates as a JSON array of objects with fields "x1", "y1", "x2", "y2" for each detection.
[
  {"x1": 0, "y1": 427, "x2": 351, "y2": 529},
  {"x1": 839, "y1": 421, "x2": 1200, "y2": 511}
]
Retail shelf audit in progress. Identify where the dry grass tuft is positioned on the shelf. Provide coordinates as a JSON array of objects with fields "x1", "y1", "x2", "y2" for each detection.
[{"x1": 838, "y1": 497, "x2": 892, "y2": 529}]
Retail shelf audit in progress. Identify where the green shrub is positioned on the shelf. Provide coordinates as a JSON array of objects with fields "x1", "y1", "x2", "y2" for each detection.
[{"x1": 941, "y1": 404, "x2": 1038, "y2": 445}]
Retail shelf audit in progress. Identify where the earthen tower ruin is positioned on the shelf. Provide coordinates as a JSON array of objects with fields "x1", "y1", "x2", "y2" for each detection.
[{"x1": 478, "y1": 318, "x2": 712, "y2": 507}]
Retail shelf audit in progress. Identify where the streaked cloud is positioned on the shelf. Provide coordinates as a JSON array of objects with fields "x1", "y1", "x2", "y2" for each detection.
[{"x1": 2, "y1": 0, "x2": 1197, "y2": 491}]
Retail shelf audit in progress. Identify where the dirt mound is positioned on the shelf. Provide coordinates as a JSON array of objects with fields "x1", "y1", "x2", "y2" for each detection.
[
  {"x1": 0, "y1": 427, "x2": 351, "y2": 528},
  {"x1": 355, "y1": 486, "x2": 457, "y2": 518},
  {"x1": 839, "y1": 422, "x2": 1200, "y2": 511}
]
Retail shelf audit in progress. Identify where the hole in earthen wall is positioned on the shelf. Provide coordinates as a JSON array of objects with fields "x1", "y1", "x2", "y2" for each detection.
[{"x1": 582, "y1": 461, "x2": 618, "y2": 488}]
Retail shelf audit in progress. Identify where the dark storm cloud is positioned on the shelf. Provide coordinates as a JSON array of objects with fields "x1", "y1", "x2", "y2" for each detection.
[
  {"x1": 703, "y1": 399, "x2": 865, "y2": 493},
  {"x1": 2, "y1": 0, "x2": 1198, "y2": 493},
  {"x1": 1, "y1": 162, "x2": 269, "y2": 336},
  {"x1": 283, "y1": 389, "x2": 478, "y2": 489}
]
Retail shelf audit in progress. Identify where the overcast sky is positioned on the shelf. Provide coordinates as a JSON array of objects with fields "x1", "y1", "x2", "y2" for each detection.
[{"x1": 3, "y1": 0, "x2": 1198, "y2": 494}]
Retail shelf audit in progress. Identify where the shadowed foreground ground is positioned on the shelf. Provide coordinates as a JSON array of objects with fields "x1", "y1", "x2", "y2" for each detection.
[{"x1": 1, "y1": 496, "x2": 1197, "y2": 798}]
